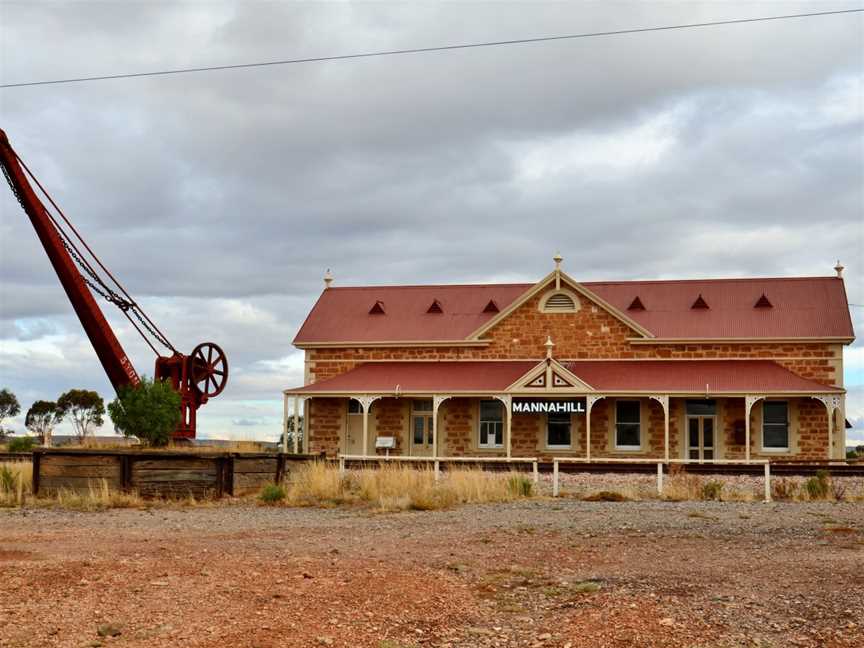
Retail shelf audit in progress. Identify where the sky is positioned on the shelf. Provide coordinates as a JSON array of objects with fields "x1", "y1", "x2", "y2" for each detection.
[{"x1": 0, "y1": 1, "x2": 862, "y2": 444}]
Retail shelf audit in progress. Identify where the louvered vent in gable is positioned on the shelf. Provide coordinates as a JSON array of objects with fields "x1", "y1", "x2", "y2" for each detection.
[
  {"x1": 628, "y1": 296, "x2": 646, "y2": 311},
  {"x1": 369, "y1": 301, "x2": 386, "y2": 315},
  {"x1": 691, "y1": 294, "x2": 709, "y2": 310},
  {"x1": 483, "y1": 299, "x2": 500, "y2": 313},
  {"x1": 427, "y1": 299, "x2": 443, "y2": 314},
  {"x1": 541, "y1": 290, "x2": 579, "y2": 313},
  {"x1": 754, "y1": 294, "x2": 773, "y2": 309}
]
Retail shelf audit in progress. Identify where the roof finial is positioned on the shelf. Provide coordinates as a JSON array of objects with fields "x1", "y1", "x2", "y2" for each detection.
[
  {"x1": 553, "y1": 252, "x2": 563, "y2": 289},
  {"x1": 834, "y1": 260, "x2": 844, "y2": 278},
  {"x1": 323, "y1": 268, "x2": 334, "y2": 289},
  {"x1": 545, "y1": 335, "x2": 555, "y2": 359}
]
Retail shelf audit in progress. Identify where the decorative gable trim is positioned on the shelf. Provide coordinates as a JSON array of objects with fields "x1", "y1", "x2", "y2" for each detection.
[
  {"x1": 506, "y1": 358, "x2": 594, "y2": 392},
  {"x1": 466, "y1": 270, "x2": 654, "y2": 340}
]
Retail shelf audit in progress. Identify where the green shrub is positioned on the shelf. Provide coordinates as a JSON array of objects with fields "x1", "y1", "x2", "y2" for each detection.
[
  {"x1": 107, "y1": 377, "x2": 181, "y2": 447},
  {"x1": 701, "y1": 480, "x2": 724, "y2": 501},
  {"x1": 804, "y1": 470, "x2": 830, "y2": 500},
  {"x1": 507, "y1": 474, "x2": 533, "y2": 497},
  {"x1": 7, "y1": 436, "x2": 36, "y2": 453},
  {"x1": 259, "y1": 483, "x2": 286, "y2": 504}
]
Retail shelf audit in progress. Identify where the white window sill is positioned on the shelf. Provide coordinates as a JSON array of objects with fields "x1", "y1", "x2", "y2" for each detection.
[
  {"x1": 761, "y1": 447, "x2": 790, "y2": 453},
  {"x1": 546, "y1": 445, "x2": 573, "y2": 451},
  {"x1": 614, "y1": 446, "x2": 642, "y2": 452}
]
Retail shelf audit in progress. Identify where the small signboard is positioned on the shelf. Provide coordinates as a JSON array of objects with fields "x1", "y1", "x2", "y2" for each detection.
[
  {"x1": 512, "y1": 398, "x2": 586, "y2": 414},
  {"x1": 375, "y1": 436, "x2": 397, "y2": 449}
]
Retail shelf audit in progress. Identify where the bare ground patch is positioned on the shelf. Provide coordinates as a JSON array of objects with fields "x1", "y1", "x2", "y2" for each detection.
[{"x1": 0, "y1": 500, "x2": 862, "y2": 647}]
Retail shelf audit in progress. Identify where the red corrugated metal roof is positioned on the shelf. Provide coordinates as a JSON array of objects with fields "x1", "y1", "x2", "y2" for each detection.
[
  {"x1": 293, "y1": 284, "x2": 531, "y2": 343},
  {"x1": 288, "y1": 360, "x2": 841, "y2": 394},
  {"x1": 563, "y1": 360, "x2": 842, "y2": 393},
  {"x1": 291, "y1": 361, "x2": 537, "y2": 393},
  {"x1": 584, "y1": 277, "x2": 853, "y2": 339},
  {"x1": 292, "y1": 276, "x2": 854, "y2": 344}
]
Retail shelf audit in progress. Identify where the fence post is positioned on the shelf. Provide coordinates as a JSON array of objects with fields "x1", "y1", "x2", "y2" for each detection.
[
  {"x1": 434, "y1": 459, "x2": 440, "y2": 481},
  {"x1": 657, "y1": 462, "x2": 664, "y2": 496},
  {"x1": 764, "y1": 463, "x2": 771, "y2": 503},
  {"x1": 532, "y1": 460, "x2": 539, "y2": 485},
  {"x1": 553, "y1": 459, "x2": 559, "y2": 497},
  {"x1": 339, "y1": 456, "x2": 345, "y2": 477}
]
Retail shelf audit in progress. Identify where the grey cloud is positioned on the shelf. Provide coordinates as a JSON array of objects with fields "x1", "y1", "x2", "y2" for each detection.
[{"x1": 1, "y1": 2, "x2": 862, "y2": 439}]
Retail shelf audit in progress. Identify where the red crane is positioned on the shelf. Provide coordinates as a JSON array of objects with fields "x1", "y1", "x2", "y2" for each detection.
[{"x1": 0, "y1": 129, "x2": 227, "y2": 438}]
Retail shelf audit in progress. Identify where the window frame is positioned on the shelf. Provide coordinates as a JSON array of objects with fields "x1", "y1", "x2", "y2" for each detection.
[
  {"x1": 347, "y1": 399, "x2": 363, "y2": 415},
  {"x1": 478, "y1": 399, "x2": 504, "y2": 449},
  {"x1": 411, "y1": 400, "x2": 434, "y2": 449},
  {"x1": 761, "y1": 400, "x2": 790, "y2": 452},
  {"x1": 545, "y1": 411, "x2": 573, "y2": 450},
  {"x1": 614, "y1": 399, "x2": 642, "y2": 451}
]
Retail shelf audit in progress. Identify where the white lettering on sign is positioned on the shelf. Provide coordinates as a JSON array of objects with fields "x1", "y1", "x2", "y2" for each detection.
[{"x1": 512, "y1": 401, "x2": 586, "y2": 414}]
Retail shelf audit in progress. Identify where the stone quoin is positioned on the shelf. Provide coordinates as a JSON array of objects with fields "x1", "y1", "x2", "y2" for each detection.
[{"x1": 283, "y1": 257, "x2": 854, "y2": 463}]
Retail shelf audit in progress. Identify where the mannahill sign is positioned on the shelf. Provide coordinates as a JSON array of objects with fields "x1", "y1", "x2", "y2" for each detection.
[{"x1": 512, "y1": 398, "x2": 586, "y2": 414}]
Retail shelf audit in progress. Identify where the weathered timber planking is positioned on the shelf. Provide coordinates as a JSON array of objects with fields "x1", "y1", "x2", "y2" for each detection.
[
  {"x1": 132, "y1": 469, "x2": 218, "y2": 483},
  {"x1": 132, "y1": 458, "x2": 219, "y2": 471},
  {"x1": 135, "y1": 482, "x2": 217, "y2": 498},
  {"x1": 39, "y1": 455, "x2": 120, "y2": 467},
  {"x1": 40, "y1": 463, "x2": 120, "y2": 479},
  {"x1": 233, "y1": 458, "x2": 279, "y2": 474},
  {"x1": 39, "y1": 476, "x2": 119, "y2": 492},
  {"x1": 233, "y1": 472, "x2": 276, "y2": 495}
]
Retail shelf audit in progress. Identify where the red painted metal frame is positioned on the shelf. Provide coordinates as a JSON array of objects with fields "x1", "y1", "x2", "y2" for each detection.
[
  {"x1": 0, "y1": 129, "x2": 141, "y2": 390},
  {"x1": 0, "y1": 129, "x2": 229, "y2": 439}
]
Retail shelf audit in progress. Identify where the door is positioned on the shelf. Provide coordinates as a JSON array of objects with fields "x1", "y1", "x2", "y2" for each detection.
[
  {"x1": 411, "y1": 399, "x2": 435, "y2": 456},
  {"x1": 687, "y1": 416, "x2": 715, "y2": 461},
  {"x1": 345, "y1": 400, "x2": 365, "y2": 455}
]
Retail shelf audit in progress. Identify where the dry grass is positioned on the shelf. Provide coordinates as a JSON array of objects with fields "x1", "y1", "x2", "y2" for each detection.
[
  {"x1": 0, "y1": 461, "x2": 32, "y2": 506},
  {"x1": 0, "y1": 460, "x2": 206, "y2": 510},
  {"x1": 53, "y1": 480, "x2": 144, "y2": 511},
  {"x1": 275, "y1": 462, "x2": 534, "y2": 511}
]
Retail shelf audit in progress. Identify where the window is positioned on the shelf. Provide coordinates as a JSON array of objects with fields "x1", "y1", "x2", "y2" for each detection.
[
  {"x1": 479, "y1": 400, "x2": 504, "y2": 448},
  {"x1": 348, "y1": 400, "x2": 362, "y2": 414},
  {"x1": 762, "y1": 401, "x2": 789, "y2": 450},
  {"x1": 547, "y1": 412, "x2": 571, "y2": 449},
  {"x1": 615, "y1": 400, "x2": 641, "y2": 450}
]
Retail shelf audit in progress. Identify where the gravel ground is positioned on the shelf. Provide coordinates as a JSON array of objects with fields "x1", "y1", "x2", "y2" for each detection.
[{"x1": 1, "y1": 499, "x2": 862, "y2": 648}]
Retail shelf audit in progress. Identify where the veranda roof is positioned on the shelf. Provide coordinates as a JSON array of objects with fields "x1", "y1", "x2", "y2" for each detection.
[{"x1": 286, "y1": 359, "x2": 842, "y2": 395}]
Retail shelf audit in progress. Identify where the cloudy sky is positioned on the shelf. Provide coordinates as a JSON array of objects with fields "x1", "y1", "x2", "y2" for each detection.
[{"x1": 0, "y1": 1, "x2": 862, "y2": 443}]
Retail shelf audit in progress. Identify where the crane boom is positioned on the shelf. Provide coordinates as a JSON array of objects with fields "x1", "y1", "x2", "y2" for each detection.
[
  {"x1": 0, "y1": 129, "x2": 140, "y2": 390},
  {"x1": 1, "y1": 129, "x2": 228, "y2": 439}
]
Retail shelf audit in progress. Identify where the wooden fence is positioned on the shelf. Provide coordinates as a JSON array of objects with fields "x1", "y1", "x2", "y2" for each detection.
[{"x1": 32, "y1": 448, "x2": 323, "y2": 498}]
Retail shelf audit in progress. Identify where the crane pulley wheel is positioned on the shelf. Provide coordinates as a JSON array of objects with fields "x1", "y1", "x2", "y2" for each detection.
[{"x1": 189, "y1": 342, "x2": 228, "y2": 398}]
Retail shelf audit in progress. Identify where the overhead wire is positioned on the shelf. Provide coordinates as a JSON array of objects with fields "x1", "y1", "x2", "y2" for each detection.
[{"x1": 1, "y1": 8, "x2": 861, "y2": 88}]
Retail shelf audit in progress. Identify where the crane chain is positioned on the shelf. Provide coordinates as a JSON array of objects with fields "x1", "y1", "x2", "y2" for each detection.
[{"x1": 3, "y1": 163, "x2": 176, "y2": 353}]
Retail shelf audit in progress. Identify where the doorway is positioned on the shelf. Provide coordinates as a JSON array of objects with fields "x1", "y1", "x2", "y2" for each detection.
[
  {"x1": 411, "y1": 399, "x2": 434, "y2": 456},
  {"x1": 686, "y1": 400, "x2": 716, "y2": 461},
  {"x1": 345, "y1": 399, "x2": 366, "y2": 455}
]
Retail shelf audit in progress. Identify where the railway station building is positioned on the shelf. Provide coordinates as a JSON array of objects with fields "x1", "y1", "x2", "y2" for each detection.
[{"x1": 284, "y1": 257, "x2": 853, "y2": 463}]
